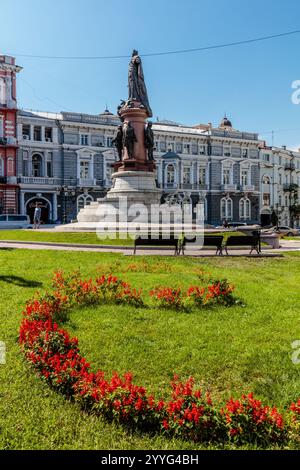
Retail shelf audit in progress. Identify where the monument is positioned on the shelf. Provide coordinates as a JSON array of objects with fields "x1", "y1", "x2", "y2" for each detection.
[{"x1": 76, "y1": 49, "x2": 162, "y2": 228}]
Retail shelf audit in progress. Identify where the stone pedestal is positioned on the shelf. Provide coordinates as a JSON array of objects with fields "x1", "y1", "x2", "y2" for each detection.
[{"x1": 74, "y1": 101, "x2": 162, "y2": 229}]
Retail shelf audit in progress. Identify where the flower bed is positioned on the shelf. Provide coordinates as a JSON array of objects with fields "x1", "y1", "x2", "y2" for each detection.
[{"x1": 19, "y1": 271, "x2": 298, "y2": 446}]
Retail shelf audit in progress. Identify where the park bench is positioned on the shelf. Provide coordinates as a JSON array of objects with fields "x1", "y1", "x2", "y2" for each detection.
[
  {"x1": 133, "y1": 235, "x2": 179, "y2": 255},
  {"x1": 178, "y1": 235, "x2": 223, "y2": 256},
  {"x1": 224, "y1": 234, "x2": 261, "y2": 255}
]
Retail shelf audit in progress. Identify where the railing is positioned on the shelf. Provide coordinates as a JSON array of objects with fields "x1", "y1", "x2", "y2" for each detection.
[
  {"x1": 240, "y1": 184, "x2": 255, "y2": 192},
  {"x1": 77, "y1": 178, "x2": 97, "y2": 187},
  {"x1": 221, "y1": 184, "x2": 237, "y2": 191},
  {"x1": 18, "y1": 177, "x2": 61, "y2": 185},
  {"x1": 284, "y1": 163, "x2": 296, "y2": 171},
  {"x1": 283, "y1": 183, "x2": 299, "y2": 192}
]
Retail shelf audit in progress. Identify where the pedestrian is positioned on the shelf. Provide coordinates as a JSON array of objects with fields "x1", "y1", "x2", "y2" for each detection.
[
  {"x1": 223, "y1": 219, "x2": 229, "y2": 228},
  {"x1": 33, "y1": 203, "x2": 42, "y2": 229}
]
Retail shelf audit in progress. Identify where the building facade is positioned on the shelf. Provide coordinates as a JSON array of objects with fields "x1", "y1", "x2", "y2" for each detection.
[{"x1": 0, "y1": 55, "x2": 22, "y2": 214}]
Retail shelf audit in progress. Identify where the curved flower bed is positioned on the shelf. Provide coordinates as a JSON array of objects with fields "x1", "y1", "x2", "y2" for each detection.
[{"x1": 19, "y1": 271, "x2": 300, "y2": 446}]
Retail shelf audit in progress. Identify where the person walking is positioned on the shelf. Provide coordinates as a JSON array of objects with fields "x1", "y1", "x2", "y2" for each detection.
[{"x1": 33, "y1": 203, "x2": 42, "y2": 229}]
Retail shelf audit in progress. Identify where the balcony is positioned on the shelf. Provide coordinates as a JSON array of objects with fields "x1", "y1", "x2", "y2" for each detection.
[
  {"x1": 283, "y1": 183, "x2": 299, "y2": 192},
  {"x1": 240, "y1": 184, "x2": 255, "y2": 192},
  {"x1": 77, "y1": 178, "x2": 97, "y2": 187},
  {"x1": 284, "y1": 163, "x2": 296, "y2": 171},
  {"x1": 221, "y1": 184, "x2": 237, "y2": 191},
  {"x1": 18, "y1": 177, "x2": 61, "y2": 185}
]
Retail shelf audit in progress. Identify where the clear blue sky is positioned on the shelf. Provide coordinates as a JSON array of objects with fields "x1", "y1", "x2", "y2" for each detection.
[{"x1": 2, "y1": 0, "x2": 300, "y2": 148}]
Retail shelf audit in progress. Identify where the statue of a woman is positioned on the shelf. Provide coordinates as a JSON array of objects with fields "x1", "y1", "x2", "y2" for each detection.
[{"x1": 128, "y1": 49, "x2": 152, "y2": 117}]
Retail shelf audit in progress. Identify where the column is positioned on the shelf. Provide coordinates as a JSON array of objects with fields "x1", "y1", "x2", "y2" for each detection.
[
  {"x1": 44, "y1": 151, "x2": 48, "y2": 178},
  {"x1": 41, "y1": 126, "x2": 45, "y2": 142},
  {"x1": 52, "y1": 193, "x2": 57, "y2": 221},
  {"x1": 30, "y1": 125, "x2": 34, "y2": 141},
  {"x1": 20, "y1": 191, "x2": 25, "y2": 214}
]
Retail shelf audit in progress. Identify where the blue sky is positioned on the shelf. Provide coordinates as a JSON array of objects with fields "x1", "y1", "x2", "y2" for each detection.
[{"x1": 2, "y1": 0, "x2": 300, "y2": 148}]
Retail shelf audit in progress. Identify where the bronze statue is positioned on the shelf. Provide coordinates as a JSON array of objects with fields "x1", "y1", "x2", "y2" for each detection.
[
  {"x1": 122, "y1": 121, "x2": 137, "y2": 159},
  {"x1": 144, "y1": 121, "x2": 154, "y2": 161},
  {"x1": 112, "y1": 125, "x2": 123, "y2": 161},
  {"x1": 117, "y1": 100, "x2": 125, "y2": 122},
  {"x1": 128, "y1": 49, "x2": 152, "y2": 117}
]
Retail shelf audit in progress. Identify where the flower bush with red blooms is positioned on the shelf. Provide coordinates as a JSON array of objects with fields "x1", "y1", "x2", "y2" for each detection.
[
  {"x1": 221, "y1": 393, "x2": 287, "y2": 445},
  {"x1": 149, "y1": 287, "x2": 184, "y2": 310},
  {"x1": 289, "y1": 399, "x2": 300, "y2": 438},
  {"x1": 18, "y1": 270, "x2": 296, "y2": 446}
]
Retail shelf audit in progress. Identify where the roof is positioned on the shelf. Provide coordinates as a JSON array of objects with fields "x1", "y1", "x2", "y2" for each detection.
[{"x1": 18, "y1": 109, "x2": 62, "y2": 120}]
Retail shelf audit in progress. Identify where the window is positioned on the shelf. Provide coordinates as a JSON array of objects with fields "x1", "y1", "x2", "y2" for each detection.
[
  {"x1": 154, "y1": 140, "x2": 159, "y2": 150},
  {"x1": 241, "y1": 169, "x2": 248, "y2": 186},
  {"x1": 33, "y1": 126, "x2": 42, "y2": 141},
  {"x1": 183, "y1": 143, "x2": 190, "y2": 154},
  {"x1": 199, "y1": 145, "x2": 205, "y2": 155},
  {"x1": 0, "y1": 157, "x2": 3, "y2": 176},
  {"x1": 242, "y1": 149, "x2": 248, "y2": 158},
  {"x1": 32, "y1": 154, "x2": 43, "y2": 177},
  {"x1": 176, "y1": 142, "x2": 183, "y2": 153},
  {"x1": 224, "y1": 146, "x2": 231, "y2": 157},
  {"x1": 160, "y1": 141, "x2": 166, "y2": 152},
  {"x1": 80, "y1": 161, "x2": 90, "y2": 179},
  {"x1": 199, "y1": 168, "x2": 206, "y2": 185},
  {"x1": 220, "y1": 197, "x2": 233, "y2": 220},
  {"x1": 279, "y1": 156, "x2": 282, "y2": 165},
  {"x1": 0, "y1": 78, "x2": 5, "y2": 104},
  {"x1": 77, "y1": 194, "x2": 93, "y2": 214},
  {"x1": 223, "y1": 168, "x2": 230, "y2": 185},
  {"x1": 239, "y1": 198, "x2": 251, "y2": 220},
  {"x1": 106, "y1": 137, "x2": 113, "y2": 147},
  {"x1": 22, "y1": 124, "x2": 30, "y2": 139},
  {"x1": 22, "y1": 151, "x2": 28, "y2": 177},
  {"x1": 262, "y1": 175, "x2": 270, "y2": 184},
  {"x1": 45, "y1": 127, "x2": 52, "y2": 142},
  {"x1": 166, "y1": 164, "x2": 175, "y2": 184},
  {"x1": 263, "y1": 193, "x2": 270, "y2": 206},
  {"x1": 80, "y1": 134, "x2": 89, "y2": 146},
  {"x1": 168, "y1": 142, "x2": 174, "y2": 152},
  {"x1": 279, "y1": 173, "x2": 282, "y2": 185},
  {"x1": 0, "y1": 117, "x2": 3, "y2": 138},
  {"x1": 7, "y1": 157, "x2": 14, "y2": 176},
  {"x1": 285, "y1": 195, "x2": 288, "y2": 207},
  {"x1": 46, "y1": 153, "x2": 53, "y2": 178},
  {"x1": 183, "y1": 167, "x2": 191, "y2": 184},
  {"x1": 263, "y1": 153, "x2": 270, "y2": 162},
  {"x1": 278, "y1": 194, "x2": 282, "y2": 206}
]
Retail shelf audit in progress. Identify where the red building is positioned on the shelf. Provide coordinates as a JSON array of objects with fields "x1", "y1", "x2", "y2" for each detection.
[{"x1": 0, "y1": 55, "x2": 22, "y2": 214}]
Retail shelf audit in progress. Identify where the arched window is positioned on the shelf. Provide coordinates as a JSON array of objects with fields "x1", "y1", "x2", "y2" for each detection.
[
  {"x1": 239, "y1": 198, "x2": 251, "y2": 220},
  {"x1": 77, "y1": 194, "x2": 93, "y2": 214},
  {"x1": 0, "y1": 78, "x2": 5, "y2": 104},
  {"x1": 220, "y1": 197, "x2": 233, "y2": 220},
  {"x1": 32, "y1": 153, "x2": 43, "y2": 177},
  {"x1": 0, "y1": 157, "x2": 3, "y2": 176},
  {"x1": 7, "y1": 157, "x2": 14, "y2": 176},
  {"x1": 166, "y1": 164, "x2": 175, "y2": 184}
]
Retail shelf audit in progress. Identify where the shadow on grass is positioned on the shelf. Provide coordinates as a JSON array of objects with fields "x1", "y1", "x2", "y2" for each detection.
[{"x1": 0, "y1": 275, "x2": 43, "y2": 288}]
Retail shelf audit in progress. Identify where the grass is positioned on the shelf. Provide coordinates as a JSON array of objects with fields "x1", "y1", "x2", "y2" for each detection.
[
  {"x1": 0, "y1": 229, "x2": 133, "y2": 245},
  {"x1": 0, "y1": 249, "x2": 299, "y2": 449},
  {"x1": 0, "y1": 229, "x2": 245, "y2": 247}
]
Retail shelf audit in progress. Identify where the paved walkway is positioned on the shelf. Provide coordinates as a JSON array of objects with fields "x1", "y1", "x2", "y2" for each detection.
[{"x1": 0, "y1": 239, "x2": 296, "y2": 256}]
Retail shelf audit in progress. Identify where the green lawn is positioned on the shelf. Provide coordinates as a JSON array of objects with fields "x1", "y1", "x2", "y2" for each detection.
[
  {"x1": 0, "y1": 229, "x2": 133, "y2": 245},
  {"x1": 0, "y1": 249, "x2": 299, "y2": 449},
  {"x1": 0, "y1": 229, "x2": 244, "y2": 246}
]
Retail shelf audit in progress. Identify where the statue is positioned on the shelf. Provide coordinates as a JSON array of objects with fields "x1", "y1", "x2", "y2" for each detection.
[
  {"x1": 122, "y1": 121, "x2": 137, "y2": 159},
  {"x1": 117, "y1": 100, "x2": 125, "y2": 122},
  {"x1": 128, "y1": 49, "x2": 152, "y2": 117},
  {"x1": 144, "y1": 121, "x2": 154, "y2": 161},
  {"x1": 112, "y1": 125, "x2": 123, "y2": 161}
]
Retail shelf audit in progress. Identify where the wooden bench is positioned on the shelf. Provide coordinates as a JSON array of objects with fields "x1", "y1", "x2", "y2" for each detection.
[
  {"x1": 178, "y1": 235, "x2": 223, "y2": 255},
  {"x1": 224, "y1": 234, "x2": 261, "y2": 255},
  {"x1": 133, "y1": 236, "x2": 179, "y2": 255}
]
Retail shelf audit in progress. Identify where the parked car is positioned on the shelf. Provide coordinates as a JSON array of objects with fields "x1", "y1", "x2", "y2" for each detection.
[
  {"x1": 264, "y1": 226, "x2": 299, "y2": 237},
  {"x1": 0, "y1": 214, "x2": 31, "y2": 229}
]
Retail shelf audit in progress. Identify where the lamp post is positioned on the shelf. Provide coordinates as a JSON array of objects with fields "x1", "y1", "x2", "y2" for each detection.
[{"x1": 56, "y1": 185, "x2": 75, "y2": 224}]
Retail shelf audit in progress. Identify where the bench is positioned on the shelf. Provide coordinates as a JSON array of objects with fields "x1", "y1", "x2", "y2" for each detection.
[
  {"x1": 224, "y1": 234, "x2": 261, "y2": 255},
  {"x1": 133, "y1": 236, "x2": 179, "y2": 255},
  {"x1": 178, "y1": 235, "x2": 224, "y2": 255}
]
